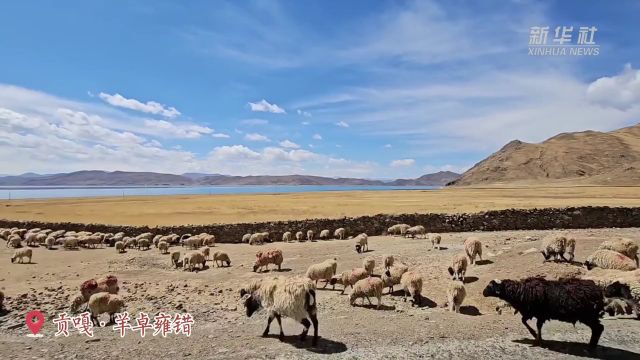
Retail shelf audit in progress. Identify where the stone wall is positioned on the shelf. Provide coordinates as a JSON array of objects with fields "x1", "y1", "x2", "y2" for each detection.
[{"x1": 1, "y1": 206, "x2": 639, "y2": 243}]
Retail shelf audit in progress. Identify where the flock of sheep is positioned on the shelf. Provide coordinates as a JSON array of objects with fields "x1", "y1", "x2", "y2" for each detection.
[{"x1": 2, "y1": 224, "x2": 640, "y2": 350}]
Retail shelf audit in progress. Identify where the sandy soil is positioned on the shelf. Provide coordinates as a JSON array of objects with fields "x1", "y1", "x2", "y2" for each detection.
[
  {"x1": 1, "y1": 228, "x2": 639, "y2": 359},
  {"x1": 1, "y1": 186, "x2": 639, "y2": 226}
]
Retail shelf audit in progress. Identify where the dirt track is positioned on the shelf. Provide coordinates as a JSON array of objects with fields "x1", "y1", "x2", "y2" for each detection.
[{"x1": 1, "y1": 228, "x2": 640, "y2": 359}]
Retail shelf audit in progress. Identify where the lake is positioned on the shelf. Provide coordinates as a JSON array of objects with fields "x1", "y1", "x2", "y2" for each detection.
[{"x1": 0, "y1": 185, "x2": 438, "y2": 200}]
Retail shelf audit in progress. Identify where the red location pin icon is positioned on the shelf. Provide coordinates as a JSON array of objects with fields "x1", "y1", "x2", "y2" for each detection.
[{"x1": 26, "y1": 310, "x2": 45, "y2": 336}]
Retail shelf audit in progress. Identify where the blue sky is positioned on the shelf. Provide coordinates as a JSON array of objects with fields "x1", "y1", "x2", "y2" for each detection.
[{"x1": 1, "y1": 0, "x2": 639, "y2": 178}]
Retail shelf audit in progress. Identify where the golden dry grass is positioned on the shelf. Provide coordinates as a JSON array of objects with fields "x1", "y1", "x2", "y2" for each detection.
[{"x1": 0, "y1": 186, "x2": 639, "y2": 226}]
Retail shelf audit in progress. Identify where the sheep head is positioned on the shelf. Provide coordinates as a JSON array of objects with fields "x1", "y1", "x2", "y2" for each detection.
[
  {"x1": 355, "y1": 244, "x2": 362, "y2": 253},
  {"x1": 584, "y1": 260, "x2": 596, "y2": 270},
  {"x1": 604, "y1": 281, "x2": 632, "y2": 299},
  {"x1": 242, "y1": 293, "x2": 261, "y2": 317},
  {"x1": 482, "y1": 279, "x2": 504, "y2": 298},
  {"x1": 447, "y1": 267, "x2": 455, "y2": 277}
]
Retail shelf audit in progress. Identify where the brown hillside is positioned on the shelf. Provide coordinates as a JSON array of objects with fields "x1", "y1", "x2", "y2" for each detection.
[{"x1": 452, "y1": 123, "x2": 640, "y2": 186}]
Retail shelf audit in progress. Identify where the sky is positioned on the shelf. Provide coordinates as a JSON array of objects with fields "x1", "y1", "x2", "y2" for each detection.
[{"x1": 0, "y1": 0, "x2": 639, "y2": 178}]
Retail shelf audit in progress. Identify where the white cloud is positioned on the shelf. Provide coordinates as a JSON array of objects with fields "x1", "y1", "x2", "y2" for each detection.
[
  {"x1": 279, "y1": 139, "x2": 300, "y2": 149},
  {"x1": 244, "y1": 133, "x2": 271, "y2": 142},
  {"x1": 336, "y1": 121, "x2": 349, "y2": 128},
  {"x1": 297, "y1": 109, "x2": 311, "y2": 117},
  {"x1": 208, "y1": 145, "x2": 261, "y2": 160},
  {"x1": 248, "y1": 99, "x2": 286, "y2": 114},
  {"x1": 301, "y1": 121, "x2": 310, "y2": 125},
  {"x1": 587, "y1": 64, "x2": 640, "y2": 111},
  {"x1": 390, "y1": 159, "x2": 415, "y2": 167},
  {"x1": 240, "y1": 118, "x2": 269, "y2": 126},
  {"x1": 211, "y1": 133, "x2": 230, "y2": 138},
  {"x1": 99, "y1": 92, "x2": 180, "y2": 118},
  {"x1": 143, "y1": 119, "x2": 213, "y2": 139},
  {"x1": 384, "y1": 144, "x2": 392, "y2": 148},
  {"x1": 312, "y1": 134, "x2": 322, "y2": 140}
]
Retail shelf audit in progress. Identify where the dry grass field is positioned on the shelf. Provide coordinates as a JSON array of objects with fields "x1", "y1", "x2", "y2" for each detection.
[{"x1": 1, "y1": 186, "x2": 639, "y2": 226}]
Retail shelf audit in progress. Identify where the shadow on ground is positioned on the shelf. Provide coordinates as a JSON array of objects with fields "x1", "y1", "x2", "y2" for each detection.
[{"x1": 514, "y1": 338, "x2": 640, "y2": 359}]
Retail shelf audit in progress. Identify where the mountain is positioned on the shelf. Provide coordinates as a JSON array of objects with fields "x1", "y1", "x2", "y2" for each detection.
[
  {"x1": 0, "y1": 171, "x2": 457, "y2": 187},
  {"x1": 449, "y1": 123, "x2": 640, "y2": 186}
]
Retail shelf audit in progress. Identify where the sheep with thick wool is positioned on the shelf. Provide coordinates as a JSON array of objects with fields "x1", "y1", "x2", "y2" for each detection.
[
  {"x1": 330, "y1": 268, "x2": 369, "y2": 294},
  {"x1": 584, "y1": 269, "x2": 640, "y2": 319},
  {"x1": 387, "y1": 224, "x2": 410, "y2": 236},
  {"x1": 585, "y1": 249, "x2": 638, "y2": 271},
  {"x1": 307, "y1": 230, "x2": 315, "y2": 242},
  {"x1": 483, "y1": 277, "x2": 605, "y2": 348},
  {"x1": 249, "y1": 233, "x2": 266, "y2": 246},
  {"x1": 382, "y1": 263, "x2": 409, "y2": 294},
  {"x1": 254, "y1": 248, "x2": 284, "y2": 272},
  {"x1": 349, "y1": 277, "x2": 384, "y2": 309},
  {"x1": 158, "y1": 241, "x2": 169, "y2": 254},
  {"x1": 319, "y1": 229, "x2": 330, "y2": 240},
  {"x1": 282, "y1": 232, "x2": 293, "y2": 242},
  {"x1": 183, "y1": 251, "x2": 206, "y2": 272},
  {"x1": 242, "y1": 233, "x2": 251, "y2": 243},
  {"x1": 212, "y1": 251, "x2": 231, "y2": 267},
  {"x1": 598, "y1": 238, "x2": 639, "y2": 266},
  {"x1": 8, "y1": 235, "x2": 21, "y2": 248},
  {"x1": 334, "y1": 228, "x2": 346, "y2": 240},
  {"x1": 11, "y1": 248, "x2": 32, "y2": 263},
  {"x1": 137, "y1": 238, "x2": 151, "y2": 250},
  {"x1": 72, "y1": 275, "x2": 119, "y2": 313},
  {"x1": 306, "y1": 258, "x2": 338, "y2": 288},
  {"x1": 296, "y1": 231, "x2": 304, "y2": 242},
  {"x1": 170, "y1": 251, "x2": 181, "y2": 267},
  {"x1": 540, "y1": 235, "x2": 570, "y2": 262},
  {"x1": 201, "y1": 247, "x2": 211, "y2": 260},
  {"x1": 87, "y1": 292, "x2": 125, "y2": 326},
  {"x1": 240, "y1": 276, "x2": 319, "y2": 346},
  {"x1": 114, "y1": 241, "x2": 125, "y2": 253},
  {"x1": 363, "y1": 256, "x2": 375, "y2": 275},
  {"x1": 446, "y1": 281, "x2": 466, "y2": 313},
  {"x1": 405, "y1": 225, "x2": 426, "y2": 239},
  {"x1": 400, "y1": 271, "x2": 423, "y2": 306},
  {"x1": 383, "y1": 255, "x2": 394, "y2": 270},
  {"x1": 354, "y1": 233, "x2": 368, "y2": 253},
  {"x1": 429, "y1": 233, "x2": 442, "y2": 249},
  {"x1": 464, "y1": 237, "x2": 483, "y2": 265},
  {"x1": 45, "y1": 236, "x2": 55, "y2": 250},
  {"x1": 448, "y1": 253, "x2": 468, "y2": 282}
]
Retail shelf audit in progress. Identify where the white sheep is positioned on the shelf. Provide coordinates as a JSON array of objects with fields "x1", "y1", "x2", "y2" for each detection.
[
  {"x1": 400, "y1": 271, "x2": 423, "y2": 306},
  {"x1": 566, "y1": 237, "x2": 576, "y2": 262},
  {"x1": 446, "y1": 281, "x2": 466, "y2": 313},
  {"x1": 540, "y1": 235, "x2": 569, "y2": 262},
  {"x1": 428, "y1": 233, "x2": 442, "y2": 250},
  {"x1": 405, "y1": 225, "x2": 426, "y2": 239},
  {"x1": 115, "y1": 241, "x2": 125, "y2": 253},
  {"x1": 334, "y1": 228, "x2": 346, "y2": 240},
  {"x1": 249, "y1": 233, "x2": 266, "y2": 246},
  {"x1": 212, "y1": 251, "x2": 231, "y2": 267},
  {"x1": 349, "y1": 277, "x2": 384, "y2": 309},
  {"x1": 355, "y1": 233, "x2": 368, "y2": 253},
  {"x1": 282, "y1": 232, "x2": 292, "y2": 242},
  {"x1": 296, "y1": 231, "x2": 304, "y2": 242},
  {"x1": 448, "y1": 253, "x2": 469, "y2": 282},
  {"x1": 381, "y1": 263, "x2": 409, "y2": 294},
  {"x1": 87, "y1": 292, "x2": 125, "y2": 326},
  {"x1": 11, "y1": 248, "x2": 32, "y2": 263},
  {"x1": 319, "y1": 229, "x2": 330, "y2": 240},
  {"x1": 182, "y1": 237, "x2": 201, "y2": 249},
  {"x1": 158, "y1": 241, "x2": 169, "y2": 254},
  {"x1": 135, "y1": 232, "x2": 153, "y2": 241},
  {"x1": 254, "y1": 249, "x2": 284, "y2": 272},
  {"x1": 307, "y1": 230, "x2": 315, "y2": 242},
  {"x1": 464, "y1": 237, "x2": 483, "y2": 265},
  {"x1": 387, "y1": 224, "x2": 411, "y2": 236},
  {"x1": 171, "y1": 251, "x2": 181, "y2": 267},
  {"x1": 363, "y1": 256, "x2": 375, "y2": 275},
  {"x1": 124, "y1": 237, "x2": 138, "y2": 249},
  {"x1": 137, "y1": 238, "x2": 151, "y2": 251},
  {"x1": 330, "y1": 268, "x2": 369, "y2": 294},
  {"x1": 383, "y1": 254, "x2": 394, "y2": 269},
  {"x1": 242, "y1": 233, "x2": 251, "y2": 243},
  {"x1": 7, "y1": 235, "x2": 21, "y2": 248},
  {"x1": 183, "y1": 251, "x2": 206, "y2": 272},
  {"x1": 585, "y1": 249, "x2": 638, "y2": 271},
  {"x1": 599, "y1": 238, "x2": 639, "y2": 266},
  {"x1": 45, "y1": 236, "x2": 55, "y2": 249},
  {"x1": 306, "y1": 258, "x2": 338, "y2": 288},
  {"x1": 202, "y1": 246, "x2": 211, "y2": 260},
  {"x1": 64, "y1": 238, "x2": 78, "y2": 250}
]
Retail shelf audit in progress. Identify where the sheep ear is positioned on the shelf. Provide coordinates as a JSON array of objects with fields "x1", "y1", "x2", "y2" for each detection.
[{"x1": 241, "y1": 293, "x2": 251, "y2": 302}]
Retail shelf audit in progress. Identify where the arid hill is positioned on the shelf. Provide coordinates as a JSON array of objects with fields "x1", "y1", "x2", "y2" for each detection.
[{"x1": 450, "y1": 123, "x2": 640, "y2": 186}]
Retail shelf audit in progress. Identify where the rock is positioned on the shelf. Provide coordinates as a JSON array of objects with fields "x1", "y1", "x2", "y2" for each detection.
[{"x1": 521, "y1": 247, "x2": 538, "y2": 255}]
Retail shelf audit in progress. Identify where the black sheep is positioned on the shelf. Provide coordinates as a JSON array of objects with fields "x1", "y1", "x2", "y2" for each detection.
[{"x1": 483, "y1": 277, "x2": 605, "y2": 348}]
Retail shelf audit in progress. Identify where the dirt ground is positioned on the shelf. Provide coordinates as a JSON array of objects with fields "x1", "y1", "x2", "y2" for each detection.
[
  {"x1": 1, "y1": 186, "x2": 640, "y2": 225},
  {"x1": 1, "y1": 228, "x2": 639, "y2": 359}
]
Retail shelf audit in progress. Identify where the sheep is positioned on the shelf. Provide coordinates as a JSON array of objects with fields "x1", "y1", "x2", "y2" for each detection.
[
  {"x1": 483, "y1": 277, "x2": 605, "y2": 348},
  {"x1": 334, "y1": 228, "x2": 346, "y2": 240},
  {"x1": 124, "y1": 237, "x2": 138, "y2": 249},
  {"x1": 138, "y1": 238, "x2": 151, "y2": 251},
  {"x1": 306, "y1": 258, "x2": 338, "y2": 288},
  {"x1": 212, "y1": 251, "x2": 231, "y2": 267},
  {"x1": 464, "y1": 237, "x2": 483, "y2": 265},
  {"x1": 49, "y1": 230, "x2": 66, "y2": 239},
  {"x1": 354, "y1": 233, "x2": 368, "y2": 253},
  {"x1": 383, "y1": 255, "x2": 394, "y2": 270},
  {"x1": 8, "y1": 235, "x2": 21, "y2": 248},
  {"x1": 35, "y1": 233, "x2": 47, "y2": 245},
  {"x1": 253, "y1": 249, "x2": 284, "y2": 273},
  {"x1": 87, "y1": 292, "x2": 125, "y2": 326},
  {"x1": 240, "y1": 276, "x2": 319, "y2": 346},
  {"x1": 363, "y1": 257, "x2": 375, "y2": 275},
  {"x1": 446, "y1": 281, "x2": 466, "y2": 313},
  {"x1": 199, "y1": 233, "x2": 216, "y2": 247},
  {"x1": 45, "y1": 236, "x2": 55, "y2": 249},
  {"x1": 202, "y1": 247, "x2": 211, "y2": 260},
  {"x1": 11, "y1": 248, "x2": 32, "y2": 263},
  {"x1": 170, "y1": 251, "x2": 181, "y2": 267},
  {"x1": 296, "y1": 231, "x2": 304, "y2": 242},
  {"x1": 603, "y1": 297, "x2": 635, "y2": 317},
  {"x1": 387, "y1": 224, "x2": 410, "y2": 236},
  {"x1": 249, "y1": 233, "x2": 266, "y2": 246},
  {"x1": 152, "y1": 234, "x2": 163, "y2": 247},
  {"x1": 63, "y1": 238, "x2": 78, "y2": 250},
  {"x1": 428, "y1": 233, "x2": 442, "y2": 249},
  {"x1": 114, "y1": 241, "x2": 125, "y2": 253},
  {"x1": 585, "y1": 249, "x2": 638, "y2": 271},
  {"x1": 70, "y1": 275, "x2": 120, "y2": 314},
  {"x1": 242, "y1": 233, "x2": 251, "y2": 243},
  {"x1": 405, "y1": 225, "x2": 426, "y2": 239},
  {"x1": 307, "y1": 230, "x2": 315, "y2": 242},
  {"x1": 583, "y1": 270, "x2": 640, "y2": 316},
  {"x1": 540, "y1": 235, "x2": 569, "y2": 262},
  {"x1": 319, "y1": 229, "x2": 330, "y2": 240},
  {"x1": 381, "y1": 263, "x2": 409, "y2": 294},
  {"x1": 158, "y1": 241, "x2": 169, "y2": 254},
  {"x1": 599, "y1": 238, "x2": 639, "y2": 266},
  {"x1": 182, "y1": 237, "x2": 201, "y2": 249},
  {"x1": 329, "y1": 268, "x2": 369, "y2": 294},
  {"x1": 282, "y1": 232, "x2": 293, "y2": 242},
  {"x1": 183, "y1": 251, "x2": 206, "y2": 272},
  {"x1": 24, "y1": 232, "x2": 38, "y2": 246},
  {"x1": 400, "y1": 271, "x2": 423, "y2": 306},
  {"x1": 566, "y1": 237, "x2": 576, "y2": 262},
  {"x1": 135, "y1": 232, "x2": 153, "y2": 241},
  {"x1": 349, "y1": 277, "x2": 384, "y2": 309},
  {"x1": 84, "y1": 235, "x2": 103, "y2": 248},
  {"x1": 448, "y1": 253, "x2": 469, "y2": 282}
]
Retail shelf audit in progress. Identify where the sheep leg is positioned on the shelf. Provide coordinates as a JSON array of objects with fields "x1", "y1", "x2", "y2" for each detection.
[
  {"x1": 299, "y1": 319, "x2": 311, "y2": 342},
  {"x1": 322, "y1": 280, "x2": 329, "y2": 289},
  {"x1": 309, "y1": 313, "x2": 319, "y2": 346},
  {"x1": 521, "y1": 317, "x2": 538, "y2": 340},
  {"x1": 275, "y1": 314, "x2": 284, "y2": 341},
  {"x1": 584, "y1": 318, "x2": 604, "y2": 349},
  {"x1": 365, "y1": 296, "x2": 373, "y2": 305},
  {"x1": 535, "y1": 318, "x2": 544, "y2": 345},
  {"x1": 560, "y1": 254, "x2": 569, "y2": 262},
  {"x1": 262, "y1": 314, "x2": 275, "y2": 337}
]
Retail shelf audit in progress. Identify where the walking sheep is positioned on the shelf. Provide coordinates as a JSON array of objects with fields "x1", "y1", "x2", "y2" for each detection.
[
  {"x1": 212, "y1": 251, "x2": 231, "y2": 267},
  {"x1": 464, "y1": 237, "x2": 483, "y2": 265},
  {"x1": 330, "y1": 268, "x2": 369, "y2": 294},
  {"x1": 254, "y1": 249, "x2": 284, "y2": 272},
  {"x1": 382, "y1": 263, "x2": 409, "y2": 294},
  {"x1": 11, "y1": 248, "x2": 32, "y2": 263},
  {"x1": 355, "y1": 233, "x2": 368, "y2": 253},
  {"x1": 428, "y1": 233, "x2": 442, "y2": 250},
  {"x1": 448, "y1": 253, "x2": 469, "y2": 282},
  {"x1": 400, "y1": 271, "x2": 423, "y2": 306},
  {"x1": 540, "y1": 235, "x2": 569, "y2": 262},
  {"x1": 483, "y1": 277, "x2": 605, "y2": 348},
  {"x1": 334, "y1": 228, "x2": 346, "y2": 240},
  {"x1": 349, "y1": 277, "x2": 384, "y2": 309},
  {"x1": 306, "y1": 258, "x2": 338, "y2": 288},
  {"x1": 598, "y1": 238, "x2": 639, "y2": 266},
  {"x1": 319, "y1": 229, "x2": 330, "y2": 240},
  {"x1": 240, "y1": 276, "x2": 319, "y2": 346},
  {"x1": 585, "y1": 249, "x2": 638, "y2": 271},
  {"x1": 282, "y1": 232, "x2": 293, "y2": 242},
  {"x1": 387, "y1": 224, "x2": 410, "y2": 236},
  {"x1": 446, "y1": 281, "x2": 466, "y2": 313},
  {"x1": 363, "y1": 257, "x2": 375, "y2": 275},
  {"x1": 87, "y1": 292, "x2": 125, "y2": 327}
]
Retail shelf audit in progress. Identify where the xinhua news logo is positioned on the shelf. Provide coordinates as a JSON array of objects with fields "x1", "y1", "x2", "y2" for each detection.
[{"x1": 528, "y1": 26, "x2": 599, "y2": 56}]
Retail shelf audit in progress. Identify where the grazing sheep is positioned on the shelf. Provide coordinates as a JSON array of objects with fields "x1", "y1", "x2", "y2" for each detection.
[
  {"x1": 307, "y1": 230, "x2": 315, "y2": 242},
  {"x1": 137, "y1": 238, "x2": 150, "y2": 251},
  {"x1": 566, "y1": 237, "x2": 576, "y2": 262},
  {"x1": 152, "y1": 234, "x2": 163, "y2": 247},
  {"x1": 334, "y1": 228, "x2": 346, "y2": 240},
  {"x1": 183, "y1": 251, "x2": 206, "y2": 272},
  {"x1": 601, "y1": 279, "x2": 640, "y2": 319},
  {"x1": 400, "y1": 271, "x2": 423, "y2": 306},
  {"x1": 363, "y1": 257, "x2": 375, "y2": 275},
  {"x1": 63, "y1": 238, "x2": 78, "y2": 250},
  {"x1": 296, "y1": 231, "x2": 304, "y2": 242},
  {"x1": 603, "y1": 297, "x2": 635, "y2": 317},
  {"x1": 11, "y1": 248, "x2": 32, "y2": 263},
  {"x1": 447, "y1": 281, "x2": 466, "y2": 313},
  {"x1": 383, "y1": 255, "x2": 394, "y2": 270},
  {"x1": 135, "y1": 232, "x2": 153, "y2": 241},
  {"x1": 464, "y1": 237, "x2": 483, "y2": 265},
  {"x1": 199, "y1": 233, "x2": 215, "y2": 247},
  {"x1": 387, "y1": 224, "x2": 410, "y2": 236},
  {"x1": 35, "y1": 233, "x2": 47, "y2": 245},
  {"x1": 349, "y1": 277, "x2": 384, "y2": 309},
  {"x1": 45, "y1": 236, "x2": 55, "y2": 249},
  {"x1": 306, "y1": 258, "x2": 338, "y2": 288},
  {"x1": 585, "y1": 249, "x2": 638, "y2": 271},
  {"x1": 282, "y1": 232, "x2": 293, "y2": 243},
  {"x1": 599, "y1": 238, "x2": 639, "y2": 266},
  {"x1": 483, "y1": 277, "x2": 605, "y2": 348},
  {"x1": 242, "y1": 233, "x2": 251, "y2": 243},
  {"x1": 405, "y1": 225, "x2": 426, "y2": 239},
  {"x1": 158, "y1": 241, "x2": 169, "y2": 254},
  {"x1": 125, "y1": 237, "x2": 138, "y2": 249},
  {"x1": 354, "y1": 233, "x2": 368, "y2": 253},
  {"x1": 429, "y1": 233, "x2": 442, "y2": 249},
  {"x1": 240, "y1": 276, "x2": 319, "y2": 346},
  {"x1": 249, "y1": 233, "x2": 266, "y2": 246},
  {"x1": 540, "y1": 235, "x2": 570, "y2": 262},
  {"x1": 87, "y1": 292, "x2": 125, "y2": 326},
  {"x1": 330, "y1": 268, "x2": 369, "y2": 294},
  {"x1": 170, "y1": 251, "x2": 181, "y2": 268},
  {"x1": 182, "y1": 237, "x2": 201, "y2": 249},
  {"x1": 24, "y1": 232, "x2": 38, "y2": 246},
  {"x1": 212, "y1": 251, "x2": 231, "y2": 267},
  {"x1": 72, "y1": 275, "x2": 120, "y2": 313},
  {"x1": 319, "y1": 229, "x2": 330, "y2": 240},
  {"x1": 382, "y1": 263, "x2": 409, "y2": 294},
  {"x1": 448, "y1": 253, "x2": 469, "y2": 282},
  {"x1": 254, "y1": 249, "x2": 284, "y2": 273},
  {"x1": 49, "y1": 230, "x2": 66, "y2": 239},
  {"x1": 202, "y1": 247, "x2": 211, "y2": 260},
  {"x1": 7, "y1": 235, "x2": 21, "y2": 248},
  {"x1": 114, "y1": 241, "x2": 125, "y2": 253}
]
